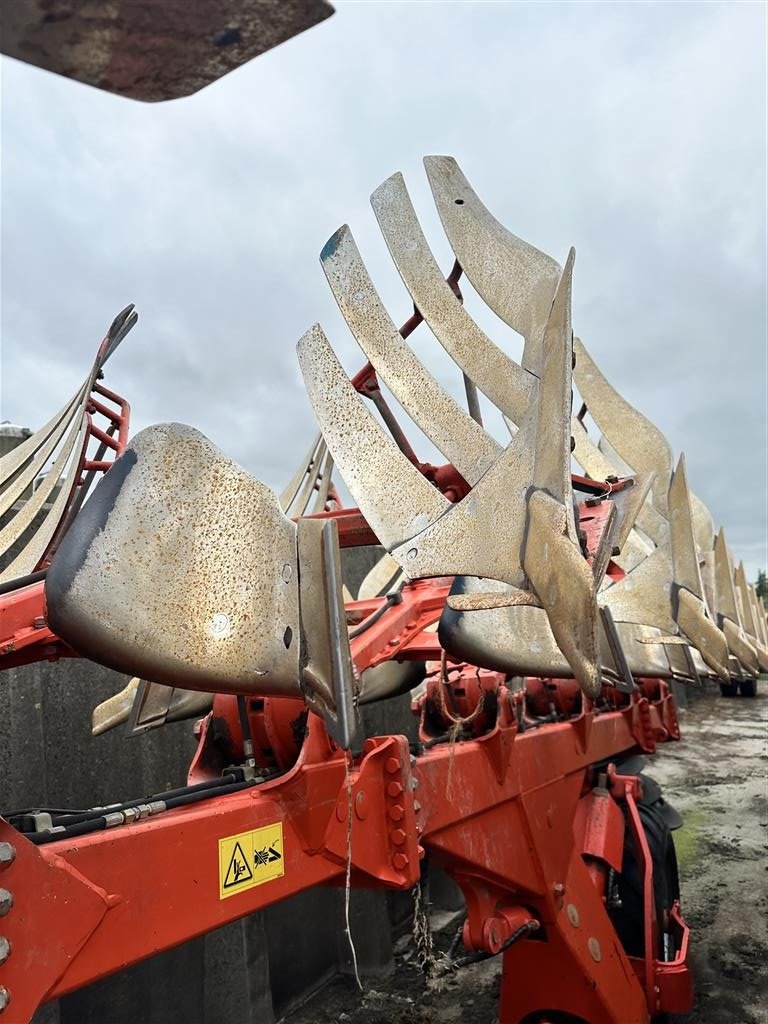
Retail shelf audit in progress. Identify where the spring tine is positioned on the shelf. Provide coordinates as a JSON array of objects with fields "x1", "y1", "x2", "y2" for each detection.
[
  {"x1": 573, "y1": 338, "x2": 674, "y2": 516},
  {"x1": 370, "y1": 172, "x2": 535, "y2": 425},
  {"x1": 320, "y1": 225, "x2": 499, "y2": 485},
  {"x1": 297, "y1": 324, "x2": 451, "y2": 551},
  {"x1": 423, "y1": 156, "x2": 561, "y2": 375}
]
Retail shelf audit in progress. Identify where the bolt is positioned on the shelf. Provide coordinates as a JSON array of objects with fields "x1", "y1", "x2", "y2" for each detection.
[
  {"x1": 385, "y1": 756, "x2": 401, "y2": 775},
  {"x1": 33, "y1": 617, "x2": 46, "y2": 629},
  {"x1": 392, "y1": 852, "x2": 409, "y2": 870},
  {"x1": 0, "y1": 987, "x2": 9, "y2": 1013},
  {"x1": 0, "y1": 891, "x2": 11, "y2": 917},
  {"x1": 588, "y1": 936, "x2": 602, "y2": 962},
  {"x1": 388, "y1": 804, "x2": 405, "y2": 822},
  {"x1": 553, "y1": 882, "x2": 565, "y2": 897},
  {"x1": 388, "y1": 636, "x2": 400, "y2": 647},
  {"x1": 387, "y1": 781, "x2": 403, "y2": 798},
  {"x1": 567, "y1": 904, "x2": 580, "y2": 928},
  {"x1": 354, "y1": 792, "x2": 368, "y2": 821},
  {"x1": 391, "y1": 829, "x2": 407, "y2": 846},
  {"x1": 0, "y1": 845, "x2": 14, "y2": 869},
  {"x1": 0, "y1": 938, "x2": 9, "y2": 965}
]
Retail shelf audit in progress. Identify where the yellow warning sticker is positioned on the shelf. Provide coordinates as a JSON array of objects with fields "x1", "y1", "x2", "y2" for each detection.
[{"x1": 218, "y1": 822, "x2": 284, "y2": 900}]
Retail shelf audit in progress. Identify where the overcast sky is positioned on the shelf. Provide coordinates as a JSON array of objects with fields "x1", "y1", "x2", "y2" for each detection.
[{"x1": 1, "y1": 1, "x2": 766, "y2": 577}]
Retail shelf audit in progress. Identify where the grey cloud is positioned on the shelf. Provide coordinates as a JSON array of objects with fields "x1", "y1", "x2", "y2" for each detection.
[{"x1": 1, "y1": 0, "x2": 765, "y2": 573}]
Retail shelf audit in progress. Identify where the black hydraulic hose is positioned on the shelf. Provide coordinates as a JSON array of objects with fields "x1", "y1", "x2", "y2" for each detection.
[
  {"x1": 27, "y1": 778, "x2": 258, "y2": 845},
  {"x1": 348, "y1": 591, "x2": 402, "y2": 639},
  {"x1": 0, "y1": 568, "x2": 47, "y2": 596},
  {"x1": 44, "y1": 770, "x2": 245, "y2": 828}
]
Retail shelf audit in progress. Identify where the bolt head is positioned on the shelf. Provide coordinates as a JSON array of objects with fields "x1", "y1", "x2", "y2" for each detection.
[
  {"x1": 384, "y1": 757, "x2": 402, "y2": 775},
  {"x1": 386, "y1": 781, "x2": 403, "y2": 798},
  {"x1": 392, "y1": 852, "x2": 409, "y2": 870},
  {"x1": 0, "y1": 938, "x2": 9, "y2": 966},
  {"x1": 0, "y1": 845, "x2": 14, "y2": 868},
  {"x1": 566, "y1": 904, "x2": 580, "y2": 928},
  {"x1": 391, "y1": 828, "x2": 407, "y2": 846},
  {"x1": 0, "y1": 987, "x2": 9, "y2": 1012},
  {"x1": 0, "y1": 891, "x2": 11, "y2": 917}
]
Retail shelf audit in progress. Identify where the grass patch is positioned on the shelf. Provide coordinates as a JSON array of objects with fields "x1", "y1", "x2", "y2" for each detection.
[{"x1": 673, "y1": 809, "x2": 706, "y2": 871}]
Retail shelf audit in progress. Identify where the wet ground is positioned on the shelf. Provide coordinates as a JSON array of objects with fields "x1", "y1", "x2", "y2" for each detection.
[{"x1": 285, "y1": 685, "x2": 768, "y2": 1024}]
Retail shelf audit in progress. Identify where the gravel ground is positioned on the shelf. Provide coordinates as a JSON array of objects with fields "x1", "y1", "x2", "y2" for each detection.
[{"x1": 285, "y1": 685, "x2": 768, "y2": 1024}]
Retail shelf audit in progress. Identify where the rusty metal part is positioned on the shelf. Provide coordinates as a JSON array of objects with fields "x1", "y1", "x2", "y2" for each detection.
[
  {"x1": 46, "y1": 423, "x2": 303, "y2": 697},
  {"x1": 735, "y1": 562, "x2": 768, "y2": 671},
  {"x1": 126, "y1": 680, "x2": 215, "y2": 735},
  {"x1": 714, "y1": 528, "x2": 742, "y2": 626},
  {"x1": 304, "y1": 205, "x2": 599, "y2": 693},
  {"x1": 297, "y1": 324, "x2": 451, "y2": 551},
  {"x1": 523, "y1": 490, "x2": 600, "y2": 698},
  {"x1": 675, "y1": 589, "x2": 729, "y2": 680},
  {"x1": 320, "y1": 225, "x2": 499, "y2": 484},
  {"x1": 667, "y1": 455, "x2": 705, "y2": 601},
  {"x1": 296, "y1": 517, "x2": 359, "y2": 748},
  {"x1": 370, "y1": 171, "x2": 535, "y2": 425},
  {"x1": 447, "y1": 589, "x2": 542, "y2": 612},
  {"x1": 532, "y1": 249, "x2": 577, "y2": 531},
  {"x1": 357, "y1": 552, "x2": 402, "y2": 601},
  {"x1": 91, "y1": 677, "x2": 141, "y2": 736},
  {"x1": 571, "y1": 415, "x2": 666, "y2": 546},
  {"x1": 573, "y1": 338, "x2": 673, "y2": 516},
  {"x1": 688, "y1": 490, "x2": 715, "y2": 558},
  {"x1": 721, "y1": 618, "x2": 759, "y2": 675},
  {"x1": 1, "y1": 0, "x2": 334, "y2": 102},
  {"x1": 423, "y1": 156, "x2": 561, "y2": 375}
]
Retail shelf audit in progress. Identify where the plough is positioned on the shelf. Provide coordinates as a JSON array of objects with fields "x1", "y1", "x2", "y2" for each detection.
[{"x1": 0, "y1": 157, "x2": 764, "y2": 1024}]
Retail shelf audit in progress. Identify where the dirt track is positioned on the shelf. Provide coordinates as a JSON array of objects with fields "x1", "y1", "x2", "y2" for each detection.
[{"x1": 286, "y1": 686, "x2": 768, "y2": 1024}]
